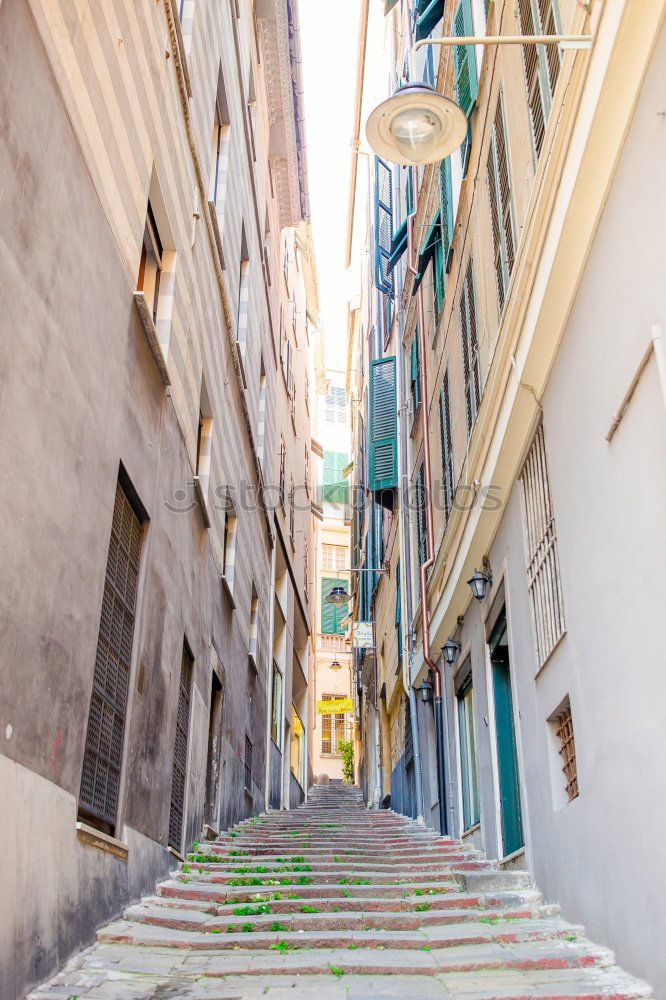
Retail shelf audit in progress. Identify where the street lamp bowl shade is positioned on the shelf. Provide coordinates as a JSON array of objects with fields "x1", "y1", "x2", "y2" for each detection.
[
  {"x1": 442, "y1": 638, "x2": 461, "y2": 664},
  {"x1": 330, "y1": 658, "x2": 342, "y2": 670},
  {"x1": 326, "y1": 584, "x2": 351, "y2": 607},
  {"x1": 365, "y1": 83, "x2": 468, "y2": 166},
  {"x1": 467, "y1": 569, "x2": 490, "y2": 602}
]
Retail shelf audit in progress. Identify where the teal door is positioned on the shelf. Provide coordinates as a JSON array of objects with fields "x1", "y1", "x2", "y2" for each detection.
[{"x1": 489, "y1": 611, "x2": 524, "y2": 857}]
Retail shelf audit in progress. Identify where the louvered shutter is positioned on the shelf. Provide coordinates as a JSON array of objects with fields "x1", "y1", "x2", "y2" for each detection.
[
  {"x1": 416, "y1": 0, "x2": 444, "y2": 40},
  {"x1": 453, "y1": 0, "x2": 478, "y2": 117},
  {"x1": 374, "y1": 156, "x2": 394, "y2": 296},
  {"x1": 439, "y1": 369, "x2": 455, "y2": 520},
  {"x1": 461, "y1": 260, "x2": 481, "y2": 433},
  {"x1": 79, "y1": 480, "x2": 142, "y2": 830},
  {"x1": 168, "y1": 643, "x2": 193, "y2": 850},
  {"x1": 321, "y1": 577, "x2": 345, "y2": 635},
  {"x1": 487, "y1": 95, "x2": 515, "y2": 312},
  {"x1": 415, "y1": 465, "x2": 428, "y2": 566},
  {"x1": 369, "y1": 356, "x2": 398, "y2": 493},
  {"x1": 439, "y1": 158, "x2": 454, "y2": 263},
  {"x1": 410, "y1": 336, "x2": 421, "y2": 412}
]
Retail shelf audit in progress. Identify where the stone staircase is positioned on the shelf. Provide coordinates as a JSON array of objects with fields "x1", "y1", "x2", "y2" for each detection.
[{"x1": 31, "y1": 784, "x2": 653, "y2": 998}]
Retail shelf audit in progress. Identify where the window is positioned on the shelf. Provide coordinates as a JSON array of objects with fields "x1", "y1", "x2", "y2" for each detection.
[
  {"x1": 322, "y1": 544, "x2": 347, "y2": 571},
  {"x1": 374, "y1": 155, "x2": 394, "y2": 296},
  {"x1": 460, "y1": 258, "x2": 481, "y2": 433},
  {"x1": 137, "y1": 201, "x2": 163, "y2": 326},
  {"x1": 324, "y1": 387, "x2": 347, "y2": 425},
  {"x1": 247, "y1": 66, "x2": 257, "y2": 163},
  {"x1": 322, "y1": 451, "x2": 349, "y2": 505},
  {"x1": 555, "y1": 701, "x2": 578, "y2": 801},
  {"x1": 289, "y1": 477, "x2": 295, "y2": 544},
  {"x1": 279, "y1": 436, "x2": 286, "y2": 507},
  {"x1": 409, "y1": 332, "x2": 421, "y2": 416},
  {"x1": 270, "y1": 664, "x2": 283, "y2": 748},
  {"x1": 222, "y1": 497, "x2": 237, "y2": 592},
  {"x1": 168, "y1": 642, "x2": 193, "y2": 851},
  {"x1": 210, "y1": 68, "x2": 231, "y2": 219},
  {"x1": 178, "y1": 0, "x2": 196, "y2": 53},
  {"x1": 321, "y1": 694, "x2": 347, "y2": 754},
  {"x1": 196, "y1": 375, "x2": 212, "y2": 502},
  {"x1": 453, "y1": 0, "x2": 478, "y2": 116},
  {"x1": 433, "y1": 227, "x2": 445, "y2": 319},
  {"x1": 456, "y1": 662, "x2": 480, "y2": 831},
  {"x1": 321, "y1": 577, "x2": 347, "y2": 636},
  {"x1": 517, "y1": 0, "x2": 561, "y2": 160},
  {"x1": 290, "y1": 704, "x2": 304, "y2": 784},
  {"x1": 488, "y1": 93, "x2": 515, "y2": 313},
  {"x1": 395, "y1": 559, "x2": 403, "y2": 669},
  {"x1": 520, "y1": 423, "x2": 565, "y2": 667},
  {"x1": 249, "y1": 585, "x2": 259, "y2": 666},
  {"x1": 236, "y1": 226, "x2": 250, "y2": 358},
  {"x1": 439, "y1": 368, "x2": 454, "y2": 521},
  {"x1": 304, "y1": 541, "x2": 309, "y2": 593},
  {"x1": 438, "y1": 157, "x2": 454, "y2": 269},
  {"x1": 257, "y1": 363, "x2": 266, "y2": 468},
  {"x1": 283, "y1": 238, "x2": 289, "y2": 288},
  {"x1": 79, "y1": 476, "x2": 144, "y2": 833},
  {"x1": 304, "y1": 445, "x2": 310, "y2": 498},
  {"x1": 415, "y1": 463, "x2": 427, "y2": 567},
  {"x1": 244, "y1": 736, "x2": 253, "y2": 792}
]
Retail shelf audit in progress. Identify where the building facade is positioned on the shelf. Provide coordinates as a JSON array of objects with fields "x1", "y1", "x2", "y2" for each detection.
[
  {"x1": 348, "y1": 0, "x2": 666, "y2": 992},
  {"x1": 0, "y1": 0, "x2": 315, "y2": 996}
]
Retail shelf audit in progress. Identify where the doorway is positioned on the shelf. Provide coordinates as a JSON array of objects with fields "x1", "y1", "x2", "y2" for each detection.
[
  {"x1": 489, "y1": 608, "x2": 524, "y2": 857},
  {"x1": 204, "y1": 671, "x2": 224, "y2": 832}
]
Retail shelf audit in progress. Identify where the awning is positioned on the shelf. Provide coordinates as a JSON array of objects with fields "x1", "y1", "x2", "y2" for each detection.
[
  {"x1": 412, "y1": 211, "x2": 441, "y2": 294},
  {"x1": 387, "y1": 218, "x2": 408, "y2": 274},
  {"x1": 415, "y1": 0, "x2": 444, "y2": 41}
]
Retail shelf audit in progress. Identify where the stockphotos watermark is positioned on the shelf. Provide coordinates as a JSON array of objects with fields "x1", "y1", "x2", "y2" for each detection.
[{"x1": 164, "y1": 480, "x2": 504, "y2": 515}]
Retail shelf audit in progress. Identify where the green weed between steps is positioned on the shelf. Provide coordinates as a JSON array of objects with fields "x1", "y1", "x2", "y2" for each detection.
[
  {"x1": 479, "y1": 916, "x2": 500, "y2": 925},
  {"x1": 270, "y1": 922, "x2": 289, "y2": 932},
  {"x1": 270, "y1": 940, "x2": 297, "y2": 953},
  {"x1": 299, "y1": 905, "x2": 320, "y2": 913},
  {"x1": 414, "y1": 902, "x2": 430, "y2": 912},
  {"x1": 233, "y1": 904, "x2": 271, "y2": 916},
  {"x1": 329, "y1": 965, "x2": 344, "y2": 978}
]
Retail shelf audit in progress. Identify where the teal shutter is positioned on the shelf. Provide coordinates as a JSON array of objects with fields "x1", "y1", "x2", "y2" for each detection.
[
  {"x1": 439, "y1": 157, "x2": 454, "y2": 264},
  {"x1": 453, "y1": 0, "x2": 478, "y2": 117},
  {"x1": 374, "y1": 156, "x2": 394, "y2": 296},
  {"x1": 321, "y1": 577, "x2": 346, "y2": 635},
  {"x1": 369, "y1": 357, "x2": 398, "y2": 492},
  {"x1": 410, "y1": 335, "x2": 421, "y2": 412},
  {"x1": 323, "y1": 451, "x2": 350, "y2": 504},
  {"x1": 416, "y1": 0, "x2": 444, "y2": 41}
]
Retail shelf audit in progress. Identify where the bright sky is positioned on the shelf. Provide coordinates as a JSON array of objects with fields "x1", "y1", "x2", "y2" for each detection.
[{"x1": 300, "y1": 1, "x2": 361, "y2": 375}]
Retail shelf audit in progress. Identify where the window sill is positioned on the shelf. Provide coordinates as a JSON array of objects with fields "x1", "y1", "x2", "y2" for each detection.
[
  {"x1": 320, "y1": 752, "x2": 343, "y2": 759},
  {"x1": 76, "y1": 821, "x2": 129, "y2": 862},
  {"x1": 221, "y1": 574, "x2": 236, "y2": 609},
  {"x1": 208, "y1": 199, "x2": 225, "y2": 269},
  {"x1": 193, "y1": 476, "x2": 211, "y2": 529},
  {"x1": 499, "y1": 846, "x2": 526, "y2": 867},
  {"x1": 461, "y1": 822, "x2": 481, "y2": 838},
  {"x1": 133, "y1": 291, "x2": 170, "y2": 387},
  {"x1": 168, "y1": 844, "x2": 185, "y2": 863}
]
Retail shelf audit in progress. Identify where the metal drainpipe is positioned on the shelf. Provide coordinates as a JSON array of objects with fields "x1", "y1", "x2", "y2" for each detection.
[
  {"x1": 406, "y1": 170, "x2": 449, "y2": 837},
  {"x1": 392, "y1": 169, "x2": 425, "y2": 825}
]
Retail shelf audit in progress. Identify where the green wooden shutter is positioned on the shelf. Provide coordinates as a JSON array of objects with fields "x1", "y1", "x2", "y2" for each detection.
[
  {"x1": 321, "y1": 577, "x2": 345, "y2": 635},
  {"x1": 369, "y1": 357, "x2": 398, "y2": 492},
  {"x1": 416, "y1": 0, "x2": 444, "y2": 41},
  {"x1": 323, "y1": 451, "x2": 350, "y2": 504},
  {"x1": 374, "y1": 156, "x2": 394, "y2": 296},
  {"x1": 439, "y1": 158, "x2": 454, "y2": 263},
  {"x1": 410, "y1": 336, "x2": 421, "y2": 412},
  {"x1": 453, "y1": 0, "x2": 478, "y2": 117}
]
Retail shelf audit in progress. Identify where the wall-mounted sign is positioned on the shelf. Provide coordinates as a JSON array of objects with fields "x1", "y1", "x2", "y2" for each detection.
[
  {"x1": 317, "y1": 698, "x2": 353, "y2": 715},
  {"x1": 352, "y1": 622, "x2": 373, "y2": 648}
]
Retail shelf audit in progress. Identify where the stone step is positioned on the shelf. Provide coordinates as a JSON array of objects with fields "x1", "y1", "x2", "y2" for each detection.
[
  {"x1": 171, "y1": 868, "x2": 463, "y2": 889},
  {"x1": 183, "y1": 857, "x2": 483, "y2": 875}
]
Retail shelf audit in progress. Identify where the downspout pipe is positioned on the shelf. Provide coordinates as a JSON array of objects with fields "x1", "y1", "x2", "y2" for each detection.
[{"x1": 406, "y1": 171, "x2": 449, "y2": 837}]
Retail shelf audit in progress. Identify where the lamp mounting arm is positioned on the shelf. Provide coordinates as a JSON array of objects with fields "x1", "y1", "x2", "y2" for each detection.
[{"x1": 413, "y1": 33, "x2": 592, "y2": 56}]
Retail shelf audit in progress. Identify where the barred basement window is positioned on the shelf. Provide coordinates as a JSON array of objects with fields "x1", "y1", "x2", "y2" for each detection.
[
  {"x1": 487, "y1": 93, "x2": 515, "y2": 313},
  {"x1": 460, "y1": 259, "x2": 481, "y2": 434},
  {"x1": 168, "y1": 642, "x2": 193, "y2": 851},
  {"x1": 79, "y1": 477, "x2": 144, "y2": 834},
  {"x1": 520, "y1": 423, "x2": 566, "y2": 667},
  {"x1": 244, "y1": 736, "x2": 253, "y2": 792},
  {"x1": 555, "y1": 703, "x2": 578, "y2": 801}
]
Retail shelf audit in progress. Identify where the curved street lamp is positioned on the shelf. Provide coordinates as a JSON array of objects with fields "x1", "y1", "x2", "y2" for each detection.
[
  {"x1": 326, "y1": 584, "x2": 351, "y2": 607},
  {"x1": 366, "y1": 82, "x2": 468, "y2": 166}
]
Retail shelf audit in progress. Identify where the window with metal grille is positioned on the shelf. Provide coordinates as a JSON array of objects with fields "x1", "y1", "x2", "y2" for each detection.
[
  {"x1": 517, "y1": 0, "x2": 561, "y2": 161},
  {"x1": 79, "y1": 478, "x2": 143, "y2": 833},
  {"x1": 439, "y1": 368, "x2": 455, "y2": 521},
  {"x1": 410, "y1": 332, "x2": 421, "y2": 416},
  {"x1": 168, "y1": 642, "x2": 193, "y2": 851},
  {"x1": 487, "y1": 93, "x2": 515, "y2": 313},
  {"x1": 244, "y1": 736, "x2": 253, "y2": 791},
  {"x1": 555, "y1": 703, "x2": 578, "y2": 801},
  {"x1": 321, "y1": 694, "x2": 347, "y2": 754},
  {"x1": 520, "y1": 423, "x2": 565, "y2": 667},
  {"x1": 415, "y1": 464, "x2": 428, "y2": 567},
  {"x1": 322, "y1": 544, "x2": 348, "y2": 571},
  {"x1": 460, "y1": 259, "x2": 481, "y2": 433}
]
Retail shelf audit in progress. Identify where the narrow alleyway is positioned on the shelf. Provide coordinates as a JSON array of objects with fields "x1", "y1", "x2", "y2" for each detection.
[{"x1": 31, "y1": 784, "x2": 651, "y2": 999}]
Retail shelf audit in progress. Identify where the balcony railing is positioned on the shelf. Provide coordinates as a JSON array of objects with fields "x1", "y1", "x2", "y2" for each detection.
[{"x1": 317, "y1": 634, "x2": 349, "y2": 652}]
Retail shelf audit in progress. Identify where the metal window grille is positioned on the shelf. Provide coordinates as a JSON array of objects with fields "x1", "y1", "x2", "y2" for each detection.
[
  {"x1": 517, "y1": 0, "x2": 561, "y2": 160},
  {"x1": 460, "y1": 260, "x2": 481, "y2": 433},
  {"x1": 555, "y1": 704, "x2": 578, "y2": 801},
  {"x1": 322, "y1": 544, "x2": 347, "y2": 571},
  {"x1": 520, "y1": 423, "x2": 566, "y2": 666},
  {"x1": 487, "y1": 93, "x2": 515, "y2": 313},
  {"x1": 415, "y1": 464, "x2": 427, "y2": 567},
  {"x1": 244, "y1": 736, "x2": 253, "y2": 791},
  {"x1": 168, "y1": 643, "x2": 193, "y2": 850},
  {"x1": 439, "y1": 368, "x2": 455, "y2": 521},
  {"x1": 79, "y1": 480, "x2": 143, "y2": 831}
]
